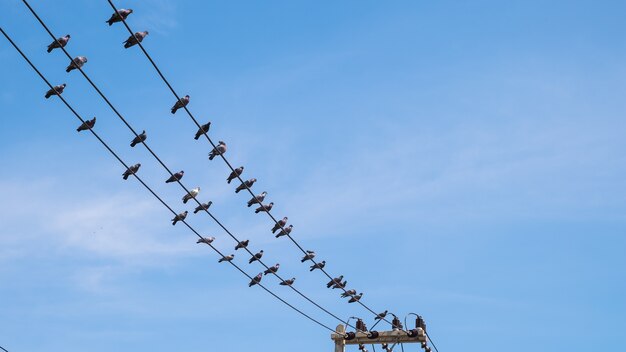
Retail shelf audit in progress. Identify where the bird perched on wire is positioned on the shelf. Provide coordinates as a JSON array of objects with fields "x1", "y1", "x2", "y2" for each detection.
[
  {"x1": 45, "y1": 83, "x2": 66, "y2": 99},
  {"x1": 341, "y1": 289, "x2": 356, "y2": 298},
  {"x1": 301, "y1": 250, "x2": 315, "y2": 262},
  {"x1": 348, "y1": 293, "x2": 363, "y2": 303},
  {"x1": 171, "y1": 210, "x2": 188, "y2": 226},
  {"x1": 123, "y1": 31, "x2": 148, "y2": 49},
  {"x1": 193, "y1": 201, "x2": 212, "y2": 214},
  {"x1": 247, "y1": 191, "x2": 267, "y2": 207},
  {"x1": 194, "y1": 122, "x2": 211, "y2": 140},
  {"x1": 280, "y1": 278, "x2": 296, "y2": 286},
  {"x1": 218, "y1": 254, "x2": 234, "y2": 263},
  {"x1": 65, "y1": 56, "x2": 87, "y2": 73},
  {"x1": 106, "y1": 8, "x2": 133, "y2": 26},
  {"x1": 249, "y1": 250, "x2": 264, "y2": 264},
  {"x1": 271, "y1": 217, "x2": 288, "y2": 234},
  {"x1": 235, "y1": 178, "x2": 256, "y2": 193},
  {"x1": 254, "y1": 202, "x2": 273, "y2": 214},
  {"x1": 130, "y1": 130, "x2": 146, "y2": 147},
  {"x1": 249, "y1": 273, "x2": 262, "y2": 287},
  {"x1": 165, "y1": 171, "x2": 184, "y2": 183},
  {"x1": 182, "y1": 187, "x2": 200, "y2": 204},
  {"x1": 196, "y1": 236, "x2": 215, "y2": 245},
  {"x1": 374, "y1": 310, "x2": 388, "y2": 320},
  {"x1": 310, "y1": 261, "x2": 326, "y2": 272},
  {"x1": 332, "y1": 280, "x2": 347, "y2": 289},
  {"x1": 275, "y1": 224, "x2": 293, "y2": 239},
  {"x1": 47, "y1": 34, "x2": 70, "y2": 53},
  {"x1": 327, "y1": 275, "x2": 344, "y2": 288},
  {"x1": 171, "y1": 95, "x2": 190, "y2": 114},
  {"x1": 227, "y1": 166, "x2": 244, "y2": 184},
  {"x1": 208, "y1": 141, "x2": 227, "y2": 160},
  {"x1": 122, "y1": 163, "x2": 141, "y2": 180},
  {"x1": 76, "y1": 117, "x2": 96, "y2": 132},
  {"x1": 235, "y1": 240, "x2": 249, "y2": 250},
  {"x1": 264, "y1": 263, "x2": 280, "y2": 275}
]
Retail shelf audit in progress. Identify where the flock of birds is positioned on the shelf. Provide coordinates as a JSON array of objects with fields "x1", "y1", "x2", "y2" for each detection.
[{"x1": 45, "y1": 7, "x2": 367, "y2": 305}]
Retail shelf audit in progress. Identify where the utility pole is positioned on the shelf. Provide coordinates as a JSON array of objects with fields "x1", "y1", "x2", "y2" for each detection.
[{"x1": 331, "y1": 324, "x2": 427, "y2": 352}]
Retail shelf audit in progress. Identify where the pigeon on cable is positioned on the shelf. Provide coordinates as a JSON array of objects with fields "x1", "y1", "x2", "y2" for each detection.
[
  {"x1": 170, "y1": 95, "x2": 190, "y2": 114},
  {"x1": 123, "y1": 31, "x2": 148, "y2": 49},
  {"x1": 327, "y1": 275, "x2": 344, "y2": 288},
  {"x1": 332, "y1": 280, "x2": 347, "y2": 289},
  {"x1": 348, "y1": 293, "x2": 363, "y2": 303},
  {"x1": 247, "y1": 191, "x2": 267, "y2": 207},
  {"x1": 208, "y1": 141, "x2": 227, "y2": 160},
  {"x1": 76, "y1": 117, "x2": 96, "y2": 132},
  {"x1": 275, "y1": 224, "x2": 293, "y2": 238},
  {"x1": 280, "y1": 278, "x2": 296, "y2": 286},
  {"x1": 301, "y1": 250, "x2": 315, "y2": 262},
  {"x1": 218, "y1": 254, "x2": 234, "y2": 263},
  {"x1": 374, "y1": 310, "x2": 388, "y2": 321},
  {"x1": 171, "y1": 210, "x2": 188, "y2": 225},
  {"x1": 235, "y1": 178, "x2": 256, "y2": 193},
  {"x1": 249, "y1": 250, "x2": 263, "y2": 264},
  {"x1": 122, "y1": 163, "x2": 141, "y2": 180},
  {"x1": 66, "y1": 56, "x2": 88, "y2": 73},
  {"x1": 248, "y1": 273, "x2": 262, "y2": 287},
  {"x1": 310, "y1": 261, "x2": 326, "y2": 272},
  {"x1": 227, "y1": 166, "x2": 244, "y2": 184},
  {"x1": 235, "y1": 240, "x2": 249, "y2": 251},
  {"x1": 341, "y1": 289, "x2": 356, "y2": 298},
  {"x1": 193, "y1": 201, "x2": 212, "y2": 214},
  {"x1": 182, "y1": 187, "x2": 200, "y2": 204},
  {"x1": 254, "y1": 202, "x2": 273, "y2": 214},
  {"x1": 271, "y1": 217, "x2": 288, "y2": 234},
  {"x1": 47, "y1": 34, "x2": 70, "y2": 53},
  {"x1": 196, "y1": 236, "x2": 215, "y2": 245},
  {"x1": 263, "y1": 263, "x2": 280, "y2": 275},
  {"x1": 130, "y1": 130, "x2": 147, "y2": 147},
  {"x1": 106, "y1": 8, "x2": 133, "y2": 26},
  {"x1": 166, "y1": 171, "x2": 184, "y2": 183},
  {"x1": 194, "y1": 122, "x2": 211, "y2": 140},
  {"x1": 45, "y1": 83, "x2": 66, "y2": 99}
]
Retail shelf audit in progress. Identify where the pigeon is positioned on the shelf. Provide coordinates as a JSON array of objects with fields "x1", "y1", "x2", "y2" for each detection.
[
  {"x1": 327, "y1": 275, "x2": 344, "y2": 288},
  {"x1": 182, "y1": 187, "x2": 200, "y2": 204},
  {"x1": 45, "y1": 83, "x2": 66, "y2": 99},
  {"x1": 263, "y1": 263, "x2": 280, "y2": 275},
  {"x1": 348, "y1": 293, "x2": 363, "y2": 303},
  {"x1": 271, "y1": 217, "x2": 288, "y2": 234},
  {"x1": 218, "y1": 254, "x2": 234, "y2": 263},
  {"x1": 171, "y1": 210, "x2": 188, "y2": 225},
  {"x1": 193, "y1": 201, "x2": 212, "y2": 214},
  {"x1": 374, "y1": 310, "x2": 388, "y2": 321},
  {"x1": 47, "y1": 34, "x2": 70, "y2": 53},
  {"x1": 170, "y1": 95, "x2": 189, "y2": 114},
  {"x1": 227, "y1": 166, "x2": 244, "y2": 184},
  {"x1": 130, "y1": 130, "x2": 146, "y2": 147},
  {"x1": 248, "y1": 250, "x2": 263, "y2": 264},
  {"x1": 254, "y1": 202, "x2": 273, "y2": 214},
  {"x1": 309, "y1": 260, "x2": 325, "y2": 272},
  {"x1": 66, "y1": 56, "x2": 87, "y2": 73},
  {"x1": 166, "y1": 171, "x2": 184, "y2": 183},
  {"x1": 341, "y1": 289, "x2": 356, "y2": 298},
  {"x1": 301, "y1": 250, "x2": 315, "y2": 262},
  {"x1": 106, "y1": 8, "x2": 133, "y2": 26},
  {"x1": 123, "y1": 31, "x2": 148, "y2": 49},
  {"x1": 247, "y1": 191, "x2": 267, "y2": 207},
  {"x1": 122, "y1": 163, "x2": 141, "y2": 180},
  {"x1": 196, "y1": 236, "x2": 215, "y2": 244},
  {"x1": 208, "y1": 141, "x2": 227, "y2": 160},
  {"x1": 235, "y1": 178, "x2": 256, "y2": 193},
  {"x1": 235, "y1": 240, "x2": 249, "y2": 250},
  {"x1": 332, "y1": 280, "x2": 347, "y2": 289},
  {"x1": 76, "y1": 117, "x2": 96, "y2": 132},
  {"x1": 194, "y1": 122, "x2": 211, "y2": 140},
  {"x1": 275, "y1": 224, "x2": 293, "y2": 238},
  {"x1": 248, "y1": 273, "x2": 262, "y2": 287},
  {"x1": 280, "y1": 277, "x2": 296, "y2": 286}
]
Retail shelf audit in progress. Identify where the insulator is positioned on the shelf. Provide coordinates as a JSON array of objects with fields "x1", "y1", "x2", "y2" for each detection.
[
  {"x1": 358, "y1": 343, "x2": 366, "y2": 351},
  {"x1": 421, "y1": 342, "x2": 427, "y2": 349},
  {"x1": 367, "y1": 330, "x2": 379, "y2": 339},
  {"x1": 382, "y1": 343, "x2": 388, "y2": 349},
  {"x1": 344, "y1": 332, "x2": 356, "y2": 340},
  {"x1": 356, "y1": 319, "x2": 366, "y2": 332},
  {"x1": 407, "y1": 329, "x2": 419, "y2": 337},
  {"x1": 416, "y1": 315, "x2": 427, "y2": 332},
  {"x1": 425, "y1": 347, "x2": 431, "y2": 352},
  {"x1": 392, "y1": 316, "x2": 403, "y2": 330}
]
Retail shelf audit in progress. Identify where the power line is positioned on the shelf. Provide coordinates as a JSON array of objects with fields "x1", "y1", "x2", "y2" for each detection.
[
  {"x1": 18, "y1": 0, "x2": 355, "y2": 333},
  {"x1": 0, "y1": 25, "x2": 335, "y2": 334}
]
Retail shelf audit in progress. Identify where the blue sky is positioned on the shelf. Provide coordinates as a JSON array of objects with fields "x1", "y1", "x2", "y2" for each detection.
[{"x1": 1, "y1": 0, "x2": 625, "y2": 351}]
